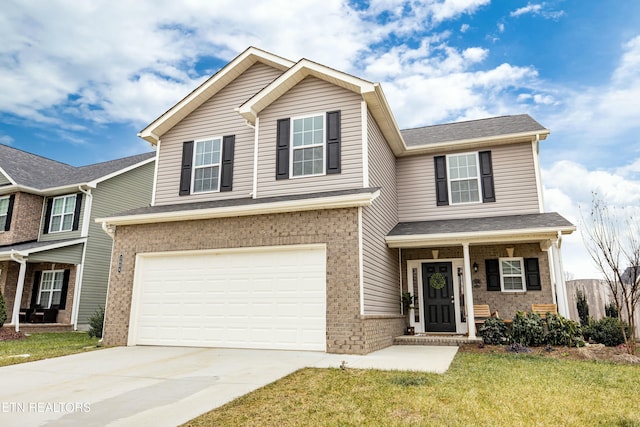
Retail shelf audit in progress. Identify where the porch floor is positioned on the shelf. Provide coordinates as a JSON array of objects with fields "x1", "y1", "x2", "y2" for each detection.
[
  {"x1": 394, "y1": 334, "x2": 482, "y2": 346},
  {"x1": 8, "y1": 323, "x2": 74, "y2": 333}
]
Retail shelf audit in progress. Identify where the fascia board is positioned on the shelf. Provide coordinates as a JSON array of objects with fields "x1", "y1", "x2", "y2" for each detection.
[
  {"x1": 0, "y1": 167, "x2": 17, "y2": 185},
  {"x1": 139, "y1": 47, "x2": 294, "y2": 144},
  {"x1": 385, "y1": 225, "x2": 576, "y2": 248},
  {"x1": 87, "y1": 156, "x2": 156, "y2": 187},
  {"x1": 398, "y1": 129, "x2": 551, "y2": 157},
  {"x1": 96, "y1": 190, "x2": 380, "y2": 227}
]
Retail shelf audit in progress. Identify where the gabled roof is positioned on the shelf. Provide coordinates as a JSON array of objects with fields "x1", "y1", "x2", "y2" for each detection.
[
  {"x1": 399, "y1": 114, "x2": 549, "y2": 155},
  {"x1": 138, "y1": 47, "x2": 294, "y2": 144},
  {"x1": 0, "y1": 144, "x2": 155, "y2": 194},
  {"x1": 237, "y1": 58, "x2": 405, "y2": 155}
]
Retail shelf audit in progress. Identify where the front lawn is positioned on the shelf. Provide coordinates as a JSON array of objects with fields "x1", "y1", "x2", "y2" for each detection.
[
  {"x1": 0, "y1": 332, "x2": 101, "y2": 367},
  {"x1": 184, "y1": 352, "x2": 640, "y2": 426}
]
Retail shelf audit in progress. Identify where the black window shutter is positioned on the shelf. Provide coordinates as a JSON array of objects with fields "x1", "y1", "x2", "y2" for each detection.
[
  {"x1": 479, "y1": 151, "x2": 496, "y2": 203},
  {"x1": 486, "y1": 259, "x2": 501, "y2": 291},
  {"x1": 4, "y1": 194, "x2": 15, "y2": 231},
  {"x1": 58, "y1": 269, "x2": 71, "y2": 309},
  {"x1": 524, "y1": 258, "x2": 541, "y2": 291},
  {"x1": 220, "y1": 135, "x2": 235, "y2": 192},
  {"x1": 31, "y1": 271, "x2": 42, "y2": 307},
  {"x1": 179, "y1": 141, "x2": 194, "y2": 195},
  {"x1": 276, "y1": 118, "x2": 290, "y2": 180},
  {"x1": 434, "y1": 156, "x2": 449, "y2": 206},
  {"x1": 43, "y1": 198, "x2": 53, "y2": 234},
  {"x1": 326, "y1": 110, "x2": 341, "y2": 174},
  {"x1": 72, "y1": 193, "x2": 83, "y2": 231}
]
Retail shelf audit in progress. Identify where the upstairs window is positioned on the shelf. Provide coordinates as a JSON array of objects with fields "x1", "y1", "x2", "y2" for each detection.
[
  {"x1": 447, "y1": 153, "x2": 480, "y2": 204},
  {"x1": 0, "y1": 196, "x2": 10, "y2": 231},
  {"x1": 193, "y1": 138, "x2": 222, "y2": 193},
  {"x1": 49, "y1": 195, "x2": 76, "y2": 233},
  {"x1": 291, "y1": 114, "x2": 325, "y2": 177}
]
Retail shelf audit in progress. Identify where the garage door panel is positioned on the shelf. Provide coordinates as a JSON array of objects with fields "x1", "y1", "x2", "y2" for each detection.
[{"x1": 132, "y1": 246, "x2": 326, "y2": 351}]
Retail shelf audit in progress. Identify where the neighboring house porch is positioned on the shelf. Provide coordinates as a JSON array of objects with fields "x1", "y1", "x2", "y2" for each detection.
[
  {"x1": 0, "y1": 239, "x2": 85, "y2": 330},
  {"x1": 386, "y1": 213, "x2": 575, "y2": 338}
]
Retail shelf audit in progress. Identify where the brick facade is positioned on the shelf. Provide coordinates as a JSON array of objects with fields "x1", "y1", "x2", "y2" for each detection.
[
  {"x1": 0, "y1": 192, "x2": 43, "y2": 246},
  {"x1": 103, "y1": 208, "x2": 387, "y2": 354},
  {"x1": 402, "y1": 243, "x2": 554, "y2": 322}
]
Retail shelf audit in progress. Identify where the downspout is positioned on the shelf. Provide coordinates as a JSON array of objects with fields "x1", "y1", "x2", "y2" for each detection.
[
  {"x1": 10, "y1": 251, "x2": 27, "y2": 333},
  {"x1": 247, "y1": 118, "x2": 259, "y2": 199},
  {"x1": 70, "y1": 185, "x2": 92, "y2": 330}
]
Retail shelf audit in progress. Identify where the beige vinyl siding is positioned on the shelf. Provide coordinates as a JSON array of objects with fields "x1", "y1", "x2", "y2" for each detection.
[
  {"x1": 39, "y1": 193, "x2": 86, "y2": 242},
  {"x1": 397, "y1": 142, "x2": 540, "y2": 222},
  {"x1": 29, "y1": 244, "x2": 84, "y2": 264},
  {"x1": 154, "y1": 63, "x2": 284, "y2": 206},
  {"x1": 77, "y1": 161, "x2": 155, "y2": 325},
  {"x1": 0, "y1": 173, "x2": 10, "y2": 186},
  {"x1": 256, "y1": 76, "x2": 363, "y2": 197},
  {"x1": 362, "y1": 110, "x2": 400, "y2": 314}
]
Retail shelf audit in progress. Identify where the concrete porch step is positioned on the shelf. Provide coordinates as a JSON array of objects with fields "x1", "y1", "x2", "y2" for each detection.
[{"x1": 394, "y1": 334, "x2": 482, "y2": 346}]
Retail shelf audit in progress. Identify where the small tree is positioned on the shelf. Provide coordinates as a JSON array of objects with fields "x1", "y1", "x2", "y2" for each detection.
[
  {"x1": 0, "y1": 291, "x2": 7, "y2": 327},
  {"x1": 581, "y1": 194, "x2": 640, "y2": 354},
  {"x1": 576, "y1": 289, "x2": 590, "y2": 326},
  {"x1": 88, "y1": 306, "x2": 104, "y2": 339}
]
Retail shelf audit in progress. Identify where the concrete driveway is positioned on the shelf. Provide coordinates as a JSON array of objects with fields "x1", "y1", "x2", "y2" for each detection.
[{"x1": 0, "y1": 345, "x2": 457, "y2": 426}]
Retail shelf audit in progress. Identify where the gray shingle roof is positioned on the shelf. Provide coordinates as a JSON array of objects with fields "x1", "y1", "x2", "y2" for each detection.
[
  {"x1": 400, "y1": 114, "x2": 547, "y2": 147},
  {"x1": 108, "y1": 187, "x2": 379, "y2": 218},
  {"x1": 388, "y1": 212, "x2": 574, "y2": 236},
  {"x1": 0, "y1": 144, "x2": 155, "y2": 190},
  {"x1": 0, "y1": 238, "x2": 84, "y2": 254}
]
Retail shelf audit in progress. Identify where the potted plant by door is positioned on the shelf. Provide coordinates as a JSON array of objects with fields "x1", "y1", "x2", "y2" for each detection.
[{"x1": 402, "y1": 292, "x2": 415, "y2": 335}]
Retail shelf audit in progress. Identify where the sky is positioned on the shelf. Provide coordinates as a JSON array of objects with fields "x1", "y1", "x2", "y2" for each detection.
[{"x1": 1, "y1": 0, "x2": 639, "y2": 279}]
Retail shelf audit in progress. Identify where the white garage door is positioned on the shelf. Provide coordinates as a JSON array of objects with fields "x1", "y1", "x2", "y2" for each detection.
[{"x1": 129, "y1": 245, "x2": 326, "y2": 351}]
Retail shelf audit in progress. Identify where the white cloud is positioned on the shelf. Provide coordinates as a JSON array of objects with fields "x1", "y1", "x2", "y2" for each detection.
[
  {"x1": 510, "y1": 3, "x2": 564, "y2": 19},
  {"x1": 497, "y1": 23, "x2": 505, "y2": 33},
  {"x1": 511, "y1": 3, "x2": 543, "y2": 17},
  {"x1": 0, "y1": 135, "x2": 14, "y2": 145},
  {"x1": 460, "y1": 23, "x2": 470, "y2": 33}
]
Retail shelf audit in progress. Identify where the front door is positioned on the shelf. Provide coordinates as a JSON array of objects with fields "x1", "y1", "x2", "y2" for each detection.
[{"x1": 422, "y1": 262, "x2": 455, "y2": 332}]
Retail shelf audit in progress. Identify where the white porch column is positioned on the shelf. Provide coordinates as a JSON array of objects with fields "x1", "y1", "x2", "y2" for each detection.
[
  {"x1": 462, "y1": 242, "x2": 476, "y2": 338},
  {"x1": 552, "y1": 236, "x2": 570, "y2": 317},
  {"x1": 10, "y1": 251, "x2": 27, "y2": 332}
]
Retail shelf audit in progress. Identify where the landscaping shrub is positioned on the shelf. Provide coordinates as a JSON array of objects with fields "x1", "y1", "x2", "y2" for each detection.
[
  {"x1": 545, "y1": 313, "x2": 584, "y2": 347},
  {"x1": 584, "y1": 317, "x2": 628, "y2": 346},
  {"x1": 505, "y1": 342, "x2": 531, "y2": 353},
  {"x1": 510, "y1": 311, "x2": 545, "y2": 346},
  {"x1": 604, "y1": 301, "x2": 618, "y2": 319},
  {"x1": 576, "y1": 290, "x2": 590, "y2": 326},
  {"x1": 478, "y1": 317, "x2": 509, "y2": 345},
  {"x1": 88, "y1": 306, "x2": 104, "y2": 339},
  {"x1": 0, "y1": 291, "x2": 6, "y2": 327}
]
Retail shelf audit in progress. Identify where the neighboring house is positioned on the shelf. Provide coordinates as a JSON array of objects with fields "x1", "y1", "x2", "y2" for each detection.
[
  {"x1": 98, "y1": 47, "x2": 575, "y2": 354},
  {"x1": 0, "y1": 144, "x2": 155, "y2": 331}
]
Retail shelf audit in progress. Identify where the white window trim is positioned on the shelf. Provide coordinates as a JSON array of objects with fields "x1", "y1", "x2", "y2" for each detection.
[
  {"x1": 499, "y1": 257, "x2": 526, "y2": 293},
  {"x1": 446, "y1": 152, "x2": 482, "y2": 205},
  {"x1": 49, "y1": 195, "x2": 76, "y2": 233},
  {"x1": 0, "y1": 195, "x2": 9, "y2": 232},
  {"x1": 191, "y1": 137, "x2": 223, "y2": 194},
  {"x1": 38, "y1": 270, "x2": 65, "y2": 308},
  {"x1": 289, "y1": 113, "x2": 326, "y2": 179}
]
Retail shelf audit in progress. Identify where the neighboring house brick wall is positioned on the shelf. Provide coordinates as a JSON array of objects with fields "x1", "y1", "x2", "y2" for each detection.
[
  {"x1": 396, "y1": 142, "x2": 540, "y2": 222},
  {"x1": 0, "y1": 192, "x2": 42, "y2": 245},
  {"x1": 0, "y1": 261, "x2": 19, "y2": 320},
  {"x1": 402, "y1": 243, "x2": 552, "y2": 321},
  {"x1": 256, "y1": 76, "x2": 364, "y2": 198},
  {"x1": 362, "y1": 109, "x2": 400, "y2": 314},
  {"x1": 103, "y1": 208, "x2": 374, "y2": 354},
  {"x1": 77, "y1": 160, "x2": 155, "y2": 325},
  {"x1": 154, "y1": 63, "x2": 284, "y2": 206}
]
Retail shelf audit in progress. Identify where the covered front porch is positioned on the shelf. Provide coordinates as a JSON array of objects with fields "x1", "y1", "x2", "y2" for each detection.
[
  {"x1": 386, "y1": 213, "x2": 576, "y2": 339},
  {"x1": 0, "y1": 239, "x2": 85, "y2": 331}
]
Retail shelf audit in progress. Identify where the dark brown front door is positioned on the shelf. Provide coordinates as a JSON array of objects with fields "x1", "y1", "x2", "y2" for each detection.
[{"x1": 423, "y1": 262, "x2": 455, "y2": 332}]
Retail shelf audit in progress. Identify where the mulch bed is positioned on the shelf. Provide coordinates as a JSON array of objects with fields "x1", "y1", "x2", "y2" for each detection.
[
  {"x1": 0, "y1": 327, "x2": 27, "y2": 341},
  {"x1": 459, "y1": 342, "x2": 640, "y2": 364}
]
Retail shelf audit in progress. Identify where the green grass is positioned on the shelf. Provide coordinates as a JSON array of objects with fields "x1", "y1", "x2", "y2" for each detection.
[
  {"x1": 184, "y1": 352, "x2": 640, "y2": 426},
  {"x1": 0, "y1": 332, "x2": 101, "y2": 366}
]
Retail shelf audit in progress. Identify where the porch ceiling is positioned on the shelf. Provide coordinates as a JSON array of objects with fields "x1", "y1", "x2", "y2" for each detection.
[{"x1": 386, "y1": 212, "x2": 575, "y2": 248}]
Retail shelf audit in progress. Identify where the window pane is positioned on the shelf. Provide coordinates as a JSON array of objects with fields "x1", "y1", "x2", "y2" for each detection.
[
  {"x1": 0, "y1": 198, "x2": 8, "y2": 214},
  {"x1": 502, "y1": 260, "x2": 522, "y2": 275},
  {"x1": 51, "y1": 290, "x2": 62, "y2": 305},
  {"x1": 50, "y1": 216, "x2": 61, "y2": 232},
  {"x1": 53, "y1": 272, "x2": 64, "y2": 289},
  {"x1": 503, "y1": 277, "x2": 523, "y2": 290},
  {"x1": 52, "y1": 198, "x2": 64, "y2": 215},
  {"x1": 62, "y1": 213, "x2": 73, "y2": 231},
  {"x1": 193, "y1": 166, "x2": 219, "y2": 192},
  {"x1": 63, "y1": 196, "x2": 76, "y2": 215},
  {"x1": 39, "y1": 292, "x2": 51, "y2": 308},
  {"x1": 195, "y1": 139, "x2": 221, "y2": 167},
  {"x1": 293, "y1": 119, "x2": 302, "y2": 133},
  {"x1": 293, "y1": 133, "x2": 303, "y2": 147}
]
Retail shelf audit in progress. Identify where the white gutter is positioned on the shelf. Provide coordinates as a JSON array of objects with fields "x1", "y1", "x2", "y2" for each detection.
[
  {"x1": 97, "y1": 190, "x2": 380, "y2": 227},
  {"x1": 10, "y1": 251, "x2": 27, "y2": 332},
  {"x1": 251, "y1": 117, "x2": 259, "y2": 199},
  {"x1": 78, "y1": 185, "x2": 93, "y2": 237}
]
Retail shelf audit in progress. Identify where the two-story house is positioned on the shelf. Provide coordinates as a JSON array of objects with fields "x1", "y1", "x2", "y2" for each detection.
[
  {"x1": 0, "y1": 145, "x2": 155, "y2": 331},
  {"x1": 97, "y1": 47, "x2": 575, "y2": 354}
]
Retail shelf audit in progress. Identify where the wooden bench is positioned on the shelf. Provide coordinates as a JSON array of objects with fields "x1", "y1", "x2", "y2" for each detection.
[{"x1": 531, "y1": 303, "x2": 557, "y2": 318}]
